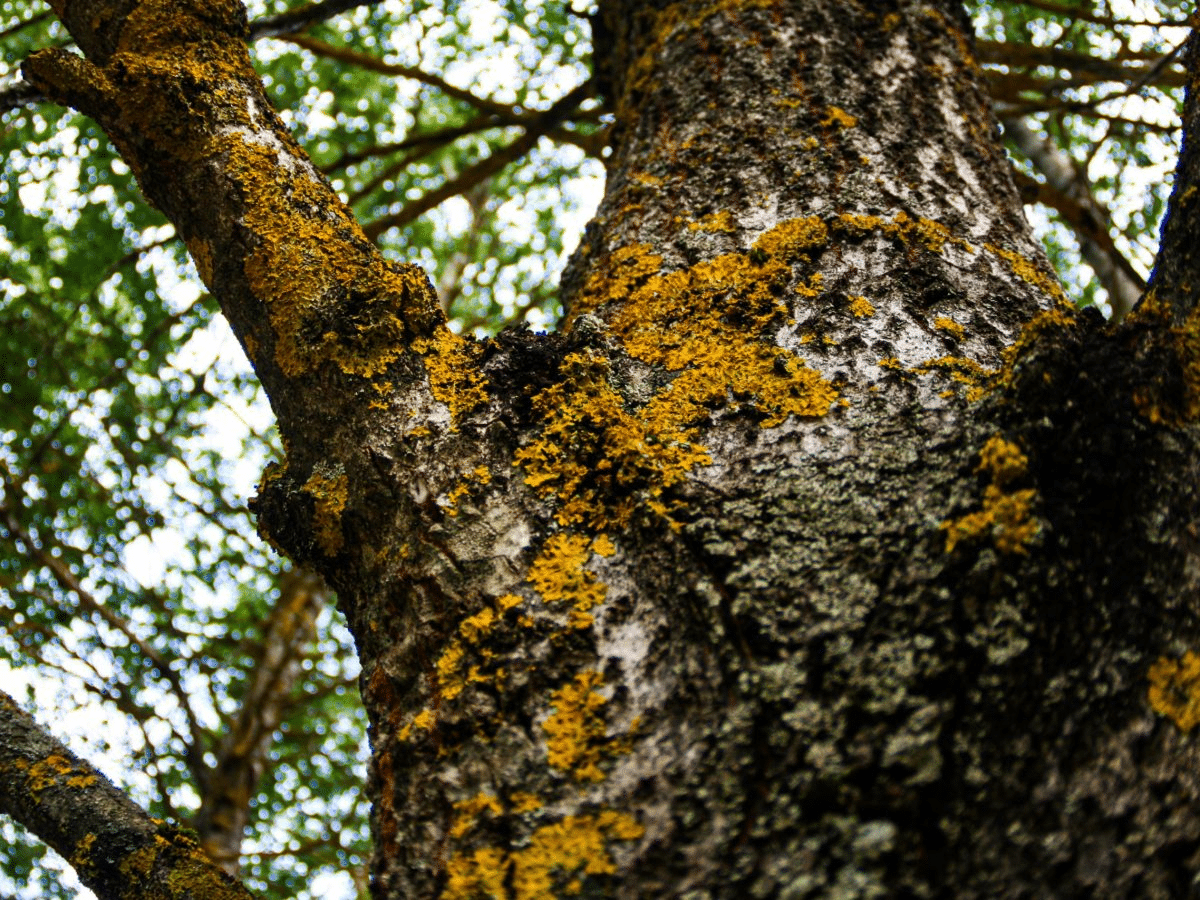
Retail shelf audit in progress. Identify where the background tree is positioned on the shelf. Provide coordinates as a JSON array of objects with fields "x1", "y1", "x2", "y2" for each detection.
[{"x1": 0, "y1": 1, "x2": 1195, "y2": 898}]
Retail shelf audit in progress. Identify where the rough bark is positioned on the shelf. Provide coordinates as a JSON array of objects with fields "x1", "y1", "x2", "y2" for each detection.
[{"x1": 8, "y1": 2, "x2": 1200, "y2": 899}]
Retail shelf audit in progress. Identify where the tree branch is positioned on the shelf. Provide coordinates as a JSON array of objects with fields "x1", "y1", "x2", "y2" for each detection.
[
  {"x1": 1003, "y1": 117, "x2": 1145, "y2": 318},
  {"x1": 0, "y1": 690, "x2": 257, "y2": 900},
  {"x1": 1145, "y1": 22, "x2": 1200, "y2": 323}
]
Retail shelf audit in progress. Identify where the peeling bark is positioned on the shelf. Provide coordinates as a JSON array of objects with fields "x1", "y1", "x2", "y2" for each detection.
[{"x1": 8, "y1": 2, "x2": 1200, "y2": 899}]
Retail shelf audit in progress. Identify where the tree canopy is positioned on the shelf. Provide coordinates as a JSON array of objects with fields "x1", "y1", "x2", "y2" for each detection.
[{"x1": 0, "y1": 1, "x2": 1190, "y2": 897}]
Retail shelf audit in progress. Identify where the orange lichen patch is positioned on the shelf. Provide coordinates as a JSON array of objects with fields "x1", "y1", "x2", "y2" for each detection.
[
  {"x1": 934, "y1": 316, "x2": 965, "y2": 340},
  {"x1": 444, "y1": 847, "x2": 509, "y2": 899},
  {"x1": 71, "y1": 833, "x2": 97, "y2": 869},
  {"x1": 232, "y1": 136, "x2": 440, "y2": 378},
  {"x1": 437, "y1": 643, "x2": 469, "y2": 702},
  {"x1": 569, "y1": 244, "x2": 664, "y2": 321},
  {"x1": 1148, "y1": 651, "x2": 1200, "y2": 732},
  {"x1": 834, "y1": 210, "x2": 970, "y2": 255},
  {"x1": 751, "y1": 216, "x2": 828, "y2": 259},
  {"x1": 821, "y1": 106, "x2": 858, "y2": 129},
  {"x1": 913, "y1": 355, "x2": 991, "y2": 401},
  {"x1": 434, "y1": 594, "x2": 519, "y2": 702},
  {"x1": 412, "y1": 330, "x2": 488, "y2": 426},
  {"x1": 848, "y1": 295, "x2": 875, "y2": 318},
  {"x1": 688, "y1": 210, "x2": 737, "y2": 233},
  {"x1": 984, "y1": 243, "x2": 1067, "y2": 303},
  {"x1": 16, "y1": 754, "x2": 98, "y2": 794},
  {"x1": 397, "y1": 708, "x2": 436, "y2": 742},
  {"x1": 624, "y1": 0, "x2": 779, "y2": 102},
  {"x1": 444, "y1": 465, "x2": 493, "y2": 516},
  {"x1": 450, "y1": 794, "x2": 506, "y2": 840},
  {"x1": 535, "y1": 221, "x2": 841, "y2": 529},
  {"x1": 515, "y1": 353, "x2": 713, "y2": 530},
  {"x1": 498, "y1": 593, "x2": 524, "y2": 611},
  {"x1": 445, "y1": 811, "x2": 643, "y2": 900},
  {"x1": 527, "y1": 533, "x2": 610, "y2": 629},
  {"x1": 543, "y1": 671, "x2": 611, "y2": 782},
  {"x1": 942, "y1": 435, "x2": 1039, "y2": 555},
  {"x1": 184, "y1": 236, "x2": 216, "y2": 287},
  {"x1": 1131, "y1": 299, "x2": 1200, "y2": 426},
  {"x1": 303, "y1": 470, "x2": 348, "y2": 556},
  {"x1": 591, "y1": 534, "x2": 616, "y2": 557},
  {"x1": 608, "y1": 239, "x2": 838, "y2": 421},
  {"x1": 510, "y1": 792, "x2": 543, "y2": 813}
]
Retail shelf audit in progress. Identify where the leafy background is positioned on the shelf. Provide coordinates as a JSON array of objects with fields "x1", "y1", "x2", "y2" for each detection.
[{"x1": 0, "y1": 0, "x2": 1188, "y2": 897}]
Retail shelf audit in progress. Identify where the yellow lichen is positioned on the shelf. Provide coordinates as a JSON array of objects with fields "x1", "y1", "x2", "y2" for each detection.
[
  {"x1": 515, "y1": 353, "x2": 713, "y2": 530},
  {"x1": 71, "y1": 833, "x2": 97, "y2": 868},
  {"x1": 848, "y1": 295, "x2": 875, "y2": 317},
  {"x1": 834, "y1": 210, "x2": 970, "y2": 255},
  {"x1": 445, "y1": 466, "x2": 493, "y2": 516},
  {"x1": 398, "y1": 708, "x2": 436, "y2": 742},
  {"x1": 543, "y1": 671, "x2": 611, "y2": 782},
  {"x1": 751, "y1": 216, "x2": 828, "y2": 260},
  {"x1": 231, "y1": 136, "x2": 440, "y2": 378},
  {"x1": 437, "y1": 642, "x2": 468, "y2": 701},
  {"x1": 821, "y1": 106, "x2": 858, "y2": 129},
  {"x1": 527, "y1": 533, "x2": 609, "y2": 627},
  {"x1": 985, "y1": 243, "x2": 1067, "y2": 303},
  {"x1": 303, "y1": 470, "x2": 348, "y2": 556},
  {"x1": 1148, "y1": 651, "x2": 1200, "y2": 732},
  {"x1": 688, "y1": 210, "x2": 737, "y2": 233},
  {"x1": 22, "y1": 755, "x2": 98, "y2": 794},
  {"x1": 450, "y1": 794, "x2": 506, "y2": 839},
  {"x1": 445, "y1": 812, "x2": 644, "y2": 900},
  {"x1": 934, "y1": 316, "x2": 965, "y2": 340},
  {"x1": 942, "y1": 435, "x2": 1038, "y2": 555},
  {"x1": 912, "y1": 355, "x2": 991, "y2": 401},
  {"x1": 412, "y1": 330, "x2": 488, "y2": 426},
  {"x1": 510, "y1": 792, "x2": 543, "y2": 813}
]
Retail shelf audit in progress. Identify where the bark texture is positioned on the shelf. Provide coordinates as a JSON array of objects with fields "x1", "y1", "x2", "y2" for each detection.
[{"x1": 9, "y1": 1, "x2": 1200, "y2": 899}]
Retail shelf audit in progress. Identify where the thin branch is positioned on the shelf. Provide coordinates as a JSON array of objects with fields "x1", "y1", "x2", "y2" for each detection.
[
  {"x1": 250, "y1": 0, "x2": 386, "y2": 40},
  {"x1": 0, "y1": 465, "x2": 209, "y2": 777},
  {"x1": 282, "y1": 33, "x2": 516, "y2": 116},
  {"x1": 1001, "y1": 0, "x2": 1189, "y2": 28},
  {"x1": 363, "y1": 80, "x2": 593, "y2": 241}
]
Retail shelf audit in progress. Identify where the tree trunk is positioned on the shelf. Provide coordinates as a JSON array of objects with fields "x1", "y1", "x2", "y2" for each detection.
[{"x1": 11, "y1": 1, "x2": 1200, "y2": 898}]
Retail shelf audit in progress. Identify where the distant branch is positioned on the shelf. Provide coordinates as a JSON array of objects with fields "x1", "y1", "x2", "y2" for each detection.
[
  {"x1": 1003, "y1": 117, "x2": 1145, "y2": 318},
  {"x1": 282, "y1": 33, "x2": 515, "y2": 116},
  {"x1": 1003, "y1": 0, "x2": 1189, "y2": 28}
]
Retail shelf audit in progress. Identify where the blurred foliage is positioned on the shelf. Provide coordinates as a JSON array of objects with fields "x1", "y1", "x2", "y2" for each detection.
[
  {"x1": 971, "y1": 0, "x2": 1188, "y2": 312},
  {"x1": 0, "y1": 0, "x2": 1188, "y2": 898}
]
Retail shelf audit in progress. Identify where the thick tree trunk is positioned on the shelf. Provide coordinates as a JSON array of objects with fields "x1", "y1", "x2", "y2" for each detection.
[{"x1": 11, "y1": 1, "x2": 1200, "y2": 899}]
